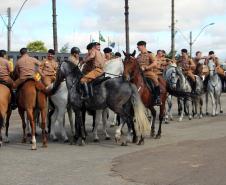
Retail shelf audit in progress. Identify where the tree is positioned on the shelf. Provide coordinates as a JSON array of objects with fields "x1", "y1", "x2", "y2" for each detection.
[
  {"x1": 60, "y1": 43, "x2": 69, "y2": 53},
  {"x1": 26, "y1": 40, "x2": 48, "y2": 52}
]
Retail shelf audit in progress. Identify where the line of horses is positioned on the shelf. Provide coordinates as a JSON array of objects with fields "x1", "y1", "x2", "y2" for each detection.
[{"x1": 0, "y1": 52, "x2": 223, "y2": 150}]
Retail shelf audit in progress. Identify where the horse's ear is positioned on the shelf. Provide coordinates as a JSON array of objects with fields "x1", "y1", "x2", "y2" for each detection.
[
  {"x1": 131, "y1": 50, "x2": 136, "y2": 57},
  {"x1": 123, "y1": 51, "x2": 127, "y2": 57}
]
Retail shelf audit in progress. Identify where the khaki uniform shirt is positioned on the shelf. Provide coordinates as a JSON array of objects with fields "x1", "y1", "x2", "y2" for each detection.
[
  {"x1": 0, "y1": 57, "x2": 12, "y2": 81},
  {"x1": 40, "y1": 58, "x2": 58, "y2": 76},
  {"x1": 85, "y1": 50, "x2": 105, "y2": 69},
  {"x1": 137, "y1": 52, "x2": 156, "y2": 69},
  {"x1": 177, "y1": 56, "x2": 196, "y2": 72},
  {"x1": 14, "y1": 54, "x2": 41, "y2": 80}
]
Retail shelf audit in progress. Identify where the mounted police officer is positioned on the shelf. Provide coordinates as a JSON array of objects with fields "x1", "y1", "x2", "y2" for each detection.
[
  {"x1": 80, "y1": 42, "x2": 105, "y2": 99},
  {"x1": 136, "y1": 41, "x2": 161, "y2": 106}
]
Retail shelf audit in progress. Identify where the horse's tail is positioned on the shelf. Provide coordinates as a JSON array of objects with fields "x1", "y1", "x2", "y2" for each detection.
[{"x1": 130, "y1": 84, "x2": 150, "y2": 136}]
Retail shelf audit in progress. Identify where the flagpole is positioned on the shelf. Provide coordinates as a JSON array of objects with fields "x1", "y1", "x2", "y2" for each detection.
[
  {"x1": 90, "y1": 35, "x2": 92, "y2": 43},
  {"x1": 108, "y1": 37, "x2": 110, "y2": 47},
  {"x1": 99, "y1": 31, "x2": 100, "y2": 43}
]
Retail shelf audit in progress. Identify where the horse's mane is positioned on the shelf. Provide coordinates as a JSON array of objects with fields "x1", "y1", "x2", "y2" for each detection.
[{"x1": 64, "y1": 60, "x2": 83, "y2": 78}]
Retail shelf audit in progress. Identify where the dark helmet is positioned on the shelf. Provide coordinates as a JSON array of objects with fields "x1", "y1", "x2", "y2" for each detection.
[
  {"x1": 103, "y1": 47, "x2": 112, "y2": 54},
  {"x1": 115, "y1": 52, "x2": 121, "y2": 57},
  {"x1": 86, "y1": 43, "x2": 95, "y2": 50},
  {"x1": 71, "y1": 47, "x2": 80, "y2": 54},
  {"x1": 181, "y1": 48, "x2": 188, "y2": 53}
]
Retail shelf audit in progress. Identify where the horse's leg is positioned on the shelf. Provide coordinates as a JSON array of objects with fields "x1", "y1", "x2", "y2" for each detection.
[
  {"x1": 74, "y1": 110, "x2": 85, "y2": 146},
  {"x1": 18, "y1": 109, "x2": 27, "y2": 143},
  {"x1": 150, "y1": 107, "x2": 156, "y2": 138},
  {"x1": 93, "y1": 110, "x2": 101, "y2": 142},
  {"x1": 91, "y1": 111, "x2": 96, "y2": 133},
  {"x1": 178, "y1": 98, "x2": 184, "y2": 122},
  {"x1": 0, "y1": 115, "x2": 3, "y2": 147},
  {"x1": 206, "y1": 92, "x2": 209, "y2": 115},
  {"x1": 58, "y1": 110, "x2": 69, "y2": 143},
  {"x1": 5, "y1": 109, "x2": 12, "y2": 143},
  {"x1": 27, "y1": 108, "x2": 36, "y2": 150},
  {"x1": 47, "y1": 108, "x2": 54, "y2": 134},
  {"x1": 165, "y1": 95, "x2": 172, "y2": 123},
  {"x1": 50, "y1": 108, "x2": 58, "y2": 141},
  {"x1": 115, "y1": 121, "x2": 125, "y2": 144},
  {"x1": 209, "y1": 92, "x2": 216, "y2": 116},
  {"x1": 156, "y1": 98, "x2": 166, "y2": 139},
  {"x1": 111, "y1": 113, "x2": 117, "y2": 127},
  {"x1": 67, "y1": 106, "x2": 75, "y2": 141},
  {"x1": 40, "y1": 108, "x2": 47, "y2": 148},
  {"x1": 186, "y1": 98, "x2": 192, "y2": 120},
  {"x1": 102, "y1": 108, "x2": 110, "y2": 140},
  {"x1": 219, "y1": 95, "x2": 223, "y2": 113}
]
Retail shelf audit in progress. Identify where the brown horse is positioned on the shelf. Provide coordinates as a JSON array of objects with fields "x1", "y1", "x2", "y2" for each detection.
[
  {"x1": 17, "y1": 80, "x2": 47, "y2": 150},
  {"x1": 0, "y1": 84, "x2": 11, "y2": 147},
  {"x1": 123, "y1": 51, "x2": 168, "y2": 139}
]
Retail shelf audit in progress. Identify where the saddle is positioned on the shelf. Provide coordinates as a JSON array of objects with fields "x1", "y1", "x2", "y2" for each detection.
[{"x1": 0, "y1": 80, "x2": 11, "y2": 89}]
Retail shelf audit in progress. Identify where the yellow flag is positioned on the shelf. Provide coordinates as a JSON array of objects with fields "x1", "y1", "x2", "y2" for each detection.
[
  {"x1": 8, "y1": 58, "x2": 14, "y2": 72},
  {"x1": 34, "y1": 72, "x2": 41, "y2": 81}
]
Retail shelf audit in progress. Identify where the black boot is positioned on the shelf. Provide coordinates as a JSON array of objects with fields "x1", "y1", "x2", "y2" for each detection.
[
  {"x1": 11, "y1": 89, "x2": 17, "y2": 110},
  {"x1": 154, "y1": 86, "x2": 162, "y2": 106},
  {"x1": 81, "y1": 83, "x2": 90, "y2": 100}
]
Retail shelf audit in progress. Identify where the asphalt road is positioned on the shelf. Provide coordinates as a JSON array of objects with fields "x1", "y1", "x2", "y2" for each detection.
[{"x1": 1, "y1": 94, "x2": 226, "y2": 185}]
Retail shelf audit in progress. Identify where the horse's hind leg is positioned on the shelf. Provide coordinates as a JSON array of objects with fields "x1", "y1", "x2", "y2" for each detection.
[
  {"x1": 18, "y1": 109, "x2": 27, "y2": 143},
  {"x1": 0, "y1": 115, "x2": 4, "y2": 147},
  {"x1": 27, "y1": 108, "x2": 36, "y2": 150},
  {"x1": 219, "y1": 95, "x2": 223, "y2": 113},
  {"x1": 5, "y1": 109, "x2": 12, "y2": 143},
  {"x1": 40, "y1": 108, "x2": 47, "y2": 148},
  {"x1": 93, "y1": 110, "x2": 101, "y2": 142},
  {"x1": 102, "y1": 108, "x2": 110, "y2": 140},
  {"x1": 206, "y1": 93, "x2": 209, "y2": 115},
  {"x1": 150, "y1": 107, "x2": 156, "y2": 138},
  {"x1": 178, "y1": 98, "x2": 184, "y2": 122}
]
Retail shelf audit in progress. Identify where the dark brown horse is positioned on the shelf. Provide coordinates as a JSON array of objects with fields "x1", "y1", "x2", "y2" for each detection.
[
  {"x1": 123, "y1": 51, "x2": 168, "y2": 138},
  {"x1": 17, "y1": 80, "x2": 47, "y2": 150}
]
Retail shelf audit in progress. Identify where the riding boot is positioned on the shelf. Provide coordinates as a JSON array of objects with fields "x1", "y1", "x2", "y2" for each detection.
[
  {"x1": 154, "y1": 86, "x2": 162, "y2": 106},
  {"x1": 10, "y1": 89, "x2": 17, "y2": 110},
  {"x1": 81, "y1": 83, "x2": 90, "y2": 100}
]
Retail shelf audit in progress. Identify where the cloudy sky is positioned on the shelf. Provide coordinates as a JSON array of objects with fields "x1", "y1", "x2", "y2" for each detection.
[{"x1": 0, "y1": 0, "x2": 226, "y2": 59}]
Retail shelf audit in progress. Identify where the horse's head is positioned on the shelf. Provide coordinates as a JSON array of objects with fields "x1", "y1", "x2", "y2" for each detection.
[
  {"x1": 208, "y1": 59, "x2": 216, "y2": 76},
  {"x1": 122, "y1": 50, "x2": 138, "y2": 81},
  {"x1": 165, "y1": 66, "x2": 178, "y2": 90}
]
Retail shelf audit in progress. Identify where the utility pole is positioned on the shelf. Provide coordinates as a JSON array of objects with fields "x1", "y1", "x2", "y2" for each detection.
[
  {"x1": 189, "y1": 31, "x2": 192, "y2": 58},
  {"x1": 171, "y1": 0, "x2": 175, "y2": 59},
  {"x1": 7, "y1": 8, "x2": 12, "y2": 52},
  {"x1": 52, "y1": 0, "x2": 58, "y2": 52},
  {"x1": 125, "y1": 0, "x2": 130, "y2": 54}
]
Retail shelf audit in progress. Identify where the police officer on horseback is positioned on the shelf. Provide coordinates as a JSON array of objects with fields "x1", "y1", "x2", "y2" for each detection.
[{"x1": 136, "y1": 41, "x2": 161, "y2": 106}]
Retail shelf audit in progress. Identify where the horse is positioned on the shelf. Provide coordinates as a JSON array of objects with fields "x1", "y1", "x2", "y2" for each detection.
[
  {"x1": 51, "y1": 60, "x2": 150, "y2": 146},
  {"x1": 0, "y1": 84, "x2": 11, "y2": 147},
  {"x1": 48, "y1": 81, "x2": 74, "y2": 142},
  {"x1": 123, "y1": 51, "x2": 168, "y2": 139},
  {"x1": 206, "y1": 60, "x2": 223, "y2": 116},
  {"x1": 165, "y1": 65, "x2": 192, "y2": 121},
  {"x1": 17, "y1": 80, "x2": 47, "y2": 150}
]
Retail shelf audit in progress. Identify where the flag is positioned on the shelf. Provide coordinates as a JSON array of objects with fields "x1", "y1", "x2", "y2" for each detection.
[
  {"x1": 110, "y1": 42, "x2": 116, "y2": 48},
  {"x1": 99, "y1": 32, "x2": 106, "y2": 42}
]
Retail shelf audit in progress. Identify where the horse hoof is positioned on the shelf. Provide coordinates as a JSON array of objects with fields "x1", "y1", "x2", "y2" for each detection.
[
  {"x1": 22, "y1": 138, "x2": 27, "y2": 143},
  {"x1": 53, "y1": 138, "x2": 59, "y2": 142},
  {"x1": 79, "y1": 140, "x2": 86, "y2": 146},
  {"x1": 31, "y1": 144, "x2": 37, "y2": 150},
  {"x1": 64, "y1": 139, "x2": 69, "y2": 143},
  {"x1": 121, "y1": 142, "x2": 128, "y2": 146},
  {"x1": 137, "y1": 139, "x2": 144, "y2": 145},
  {"x1": 27, "y1": 133, "x2": 31, "y2": 137},
  {"x1": 206, "y1": 112, "x2": 209, "y2": 116},
  {"x1": 110, "y1": 124, "x2": 115, "y2": 128},
  {"x1": 93, "y1": 139, "x2": 100, "y2": 143},
  {"x1": 105, "y1": 137, "x2": 111, "y2": 140},
  {"x1": 220, "y1": 110, "x2": 223, "y2": 113},
  {"x1": 4, "y1": 138, "x2": 10, "y2": 143},
  {"x1": 0, "y1": 141, "x2": 3, "y2": 147},
  {"x1": 155, "y1": 135, "x2": 161, "y2": 139},
  {"x1": 42, "y1": 143, "x2": 48, "y2": 148},
  {"x1": 178, "y1": 118, "x2": 182, "y2": 122},
  {"x1": 189, "y1": 116, "x2": 192, "y2": 120}
]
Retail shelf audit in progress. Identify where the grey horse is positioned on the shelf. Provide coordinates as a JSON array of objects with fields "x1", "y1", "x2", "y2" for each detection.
[
  {"x1": 165, "y1": 65, "x2": 204, "y2": 121},
  {"x1": 51, "y1": 60, "x2": 150, "y2": 146},
  {"x1": 206, "y1": 60, "x2": 223, "y2": 116}
]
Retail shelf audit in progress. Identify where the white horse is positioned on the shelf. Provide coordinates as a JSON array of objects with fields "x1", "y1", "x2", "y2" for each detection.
[
  {"x1": 206, "y1": 60, "x2": 223, "y2": 116},
  {"x1": 48, "y1": 81, "x2": 74, "y2": 142}
]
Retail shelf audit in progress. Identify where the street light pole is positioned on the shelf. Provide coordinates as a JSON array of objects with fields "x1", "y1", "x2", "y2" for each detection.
[
  {"x1": 189, "y1": 31, "x2": 192, "y2": 58},
  {"x1": 171, "y1": 0, "x2": 175, "y2": 59},
  {"x1": 125, "y1": 0, "x2": 130, "y2": 54},
  {"x1": 7, "y1": 8, "x2": 12, "y2": 52}
]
